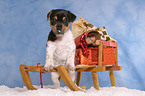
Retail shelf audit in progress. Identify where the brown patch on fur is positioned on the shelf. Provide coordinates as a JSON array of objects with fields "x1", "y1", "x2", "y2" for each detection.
[
  {"x1": 62, "y1": 17, "x2": 66, "y2": 20},
  {"x1": 54, "y1": 16, "x2": 58, "y2": 20},
  {"x1": 62, "y1": 22, "x2": 70, "y2": 33},
  {"x1": 50, "y1": 23, "x2": 57, "y2": 33}
]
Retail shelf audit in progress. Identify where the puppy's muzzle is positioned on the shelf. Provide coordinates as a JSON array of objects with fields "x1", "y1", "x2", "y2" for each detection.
[{"x1": 56, "y1": 24, "x2": 62, "y2": 34}]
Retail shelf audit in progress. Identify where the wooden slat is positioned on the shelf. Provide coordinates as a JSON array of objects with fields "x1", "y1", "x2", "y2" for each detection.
[
  {"x1": 19, "y1": 64, "x2": 36, "y2": 90},
  {"x1": 57, "y1": 65, "x2": 84, "y2": 91},
  {"x1": 24, "y1": 65, "x2": 121, "y2": 72},
  {"x1": 106, "y1": 65, "x2": 122, "y2": 71},
  {"x1": 76, "y1": 66, "x2": 106, "y2": 72},
  {"x1": 76, "y1": 72, "x2": 82, "y2": 86},
  {"x1": 109, "y1": 70, "x2": 116, "y2": 86},
  {"x1": 25, "y1": 65, "x2": 106, "y2": 72},
  {"x1": 115, "y1": 43, "x2": 118, "y2": 66},
  {"x1": 92, "y1": 71, "x2": 99, "y2": 90},
  {"x1": 25, "y1": 68, "x2": 57, "y2": 73},
  {"x1": 98, "y1": 41, "x2": 103, "y2": 67}
]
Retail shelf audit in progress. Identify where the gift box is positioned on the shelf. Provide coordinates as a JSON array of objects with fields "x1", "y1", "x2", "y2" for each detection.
[
  {"x1": 73, "y1": 17, "x2": 117, "y2": 66},
  {"x1": 75, "y1": 48, "x2": 116, "y2": 65},
  {"x1": 75, "y1": 30, "x2": 101, "y2": 49}
]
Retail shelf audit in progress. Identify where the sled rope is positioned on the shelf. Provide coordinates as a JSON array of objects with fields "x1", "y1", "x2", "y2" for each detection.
[{"x1": 37, "y1": 63, "x2": 45, "y2": 88}]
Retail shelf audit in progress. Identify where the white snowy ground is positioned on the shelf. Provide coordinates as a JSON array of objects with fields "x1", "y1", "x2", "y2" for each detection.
[{"x1": 0, "y1": 85, "x2": 145, "y2": 96}]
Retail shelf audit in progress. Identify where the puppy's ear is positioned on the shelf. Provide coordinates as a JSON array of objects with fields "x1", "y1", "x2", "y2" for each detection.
[
  {"x1": 69, "y1": 11, "x2": 76, "y2": 22},
  {"x1": 47, "y1": 10, "x2": 53, "y2": 21}
]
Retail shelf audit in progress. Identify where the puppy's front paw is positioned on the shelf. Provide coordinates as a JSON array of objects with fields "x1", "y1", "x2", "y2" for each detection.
[
  {"x1": 68, "y1": 65, "x2": 75, "y2": 71},
  {"x1": 43, "y1": 64, "x2": 54, "y2": 71}
]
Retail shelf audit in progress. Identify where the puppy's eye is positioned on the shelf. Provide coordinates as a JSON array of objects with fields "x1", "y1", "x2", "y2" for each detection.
[
  {"x1": 64, "y1": 19, "x2": 67, "y2": 23},
  {"x1": 52, "y1": 19, "x2": 56, "y2": 22}
]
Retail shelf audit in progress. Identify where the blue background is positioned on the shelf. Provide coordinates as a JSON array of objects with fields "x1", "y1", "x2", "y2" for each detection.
[{"x1": 1, "y1": 0, "x2": 145, "y2": 91}]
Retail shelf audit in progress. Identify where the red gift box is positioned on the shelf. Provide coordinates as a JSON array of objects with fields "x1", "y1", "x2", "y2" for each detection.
[
  {"x1": 75, "y1": 48, "x2": 116, "y2": 65},
  {"x1": 102, "y1": 41, "x2": 117, "y2": 47}
]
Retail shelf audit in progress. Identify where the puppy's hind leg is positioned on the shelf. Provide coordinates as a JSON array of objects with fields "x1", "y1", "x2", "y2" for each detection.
[
  {"x1": 67, "y1": 49, "x2": 76, "y2": 82},
  {"x1": 51, "y1": 72, "x2": 60, "y2": 88}
]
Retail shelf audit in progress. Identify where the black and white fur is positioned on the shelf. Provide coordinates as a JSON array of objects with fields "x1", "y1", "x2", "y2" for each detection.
[{"x1": 44, "y1": 9, "x2": 76, "y2": 88}]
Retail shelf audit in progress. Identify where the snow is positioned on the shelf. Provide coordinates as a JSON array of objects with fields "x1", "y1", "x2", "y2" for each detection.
[{"x1": 0, "y1": 85, "x2": 145, "y2": 96}]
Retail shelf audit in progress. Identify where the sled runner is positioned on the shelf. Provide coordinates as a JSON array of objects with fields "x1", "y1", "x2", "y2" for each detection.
[{"x1": 19, "y1": 41, "x2": 121, "y2": 91}]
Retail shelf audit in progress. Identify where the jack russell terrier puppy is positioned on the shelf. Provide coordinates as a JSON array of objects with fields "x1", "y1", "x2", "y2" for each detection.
[{"x1": 44, "y1": 9, "x2": 76, "y2": 88}]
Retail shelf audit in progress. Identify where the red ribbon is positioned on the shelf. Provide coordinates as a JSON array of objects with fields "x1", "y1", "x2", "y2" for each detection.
[
  {"x1": 37, "y1": 63, "x2": 45, "y2": 88},
  {"x1": 80, "y1": 33, "x2": 89, "y2": 56}
]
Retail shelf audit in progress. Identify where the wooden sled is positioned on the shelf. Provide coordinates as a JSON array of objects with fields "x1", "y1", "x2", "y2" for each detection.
[{"x1": 19, "y1": 41, "x2": 121, "y2": 91}]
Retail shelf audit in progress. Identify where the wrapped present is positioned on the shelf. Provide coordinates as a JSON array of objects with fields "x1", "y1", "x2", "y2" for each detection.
[
  {"x1": 73, "y1": 17, "x2": 117, "y2": 66},
  {"x1": 102, "y1": 41, "x2": 117, "y2": 47},
  {"x1": 72, "y1": 17, "x2": 117, "y2": 42},
  {"x1": 75, "y1": 30, "x2": 101, "y2": 56},
  {"x1": 75, "y1": 30, "x2": 101, "y2": 49},
  {"x1": 75, "y1": 48, "x2": 116, "y2": 65}
]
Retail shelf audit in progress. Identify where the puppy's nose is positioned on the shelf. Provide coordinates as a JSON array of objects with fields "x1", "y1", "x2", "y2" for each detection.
[{"x1": 56, "y1": 24, "x2": 62, "y2": 33}]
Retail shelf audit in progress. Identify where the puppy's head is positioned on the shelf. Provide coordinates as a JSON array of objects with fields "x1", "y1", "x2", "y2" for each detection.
[{"x1": 47, "y1": 9, "x2": 76, "y2": 37}]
